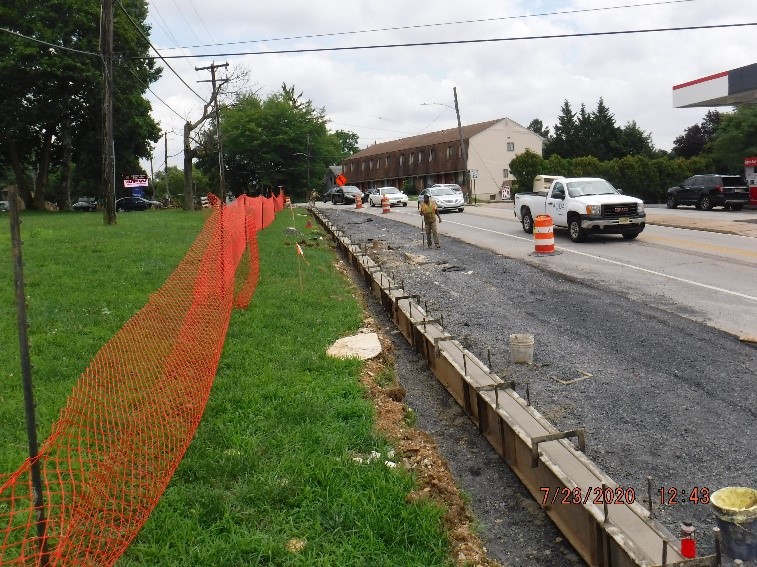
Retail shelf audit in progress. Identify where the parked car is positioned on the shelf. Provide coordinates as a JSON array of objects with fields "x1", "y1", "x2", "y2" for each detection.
[
  {"x1": 72, "y1": 199, "x2": 97, "y2": 212},
  {"x1": 430, "y1": 183, "x2": 463, "y2": 195},
  {"x1": 323, "y1": 187, "x2": 339, "y2": 202},
  {"x1": 666, "y1": 174, "x2": 750, "y2": 211},
  {"x1": 115, "y1": 196, "x2": 155, "y2": 212},
  {"x1": 330, "y1": 185, "x2": 364, "y2": 205},
  {"x1": 0, "y1": 201, "x2": 9, "y2": 212},
  {"x1": 367, "y1": 186, "x2": 408, "y2": 207},
  {"x1": 418, "y1": 186, "x2": 465, "y2": 212}
]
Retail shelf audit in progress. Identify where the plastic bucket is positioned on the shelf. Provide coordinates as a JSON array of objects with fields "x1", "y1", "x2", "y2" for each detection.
[
  {"x1": 710, "y1": 487, "x2": 757, "y2": 561},
  {"x1": 509, "y1": 334, "x2": 534, "y2": 364}
]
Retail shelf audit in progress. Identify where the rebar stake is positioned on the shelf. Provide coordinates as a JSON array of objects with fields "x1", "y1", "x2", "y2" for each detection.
[
  {"x1": 713, "y1": 527, "x2": 721, "y2": 567},
  {"x1": 526, "y1": 382, "x2": 531, "y2": 406},
  {"x1": 646, "y1": 476, "x2": 654, "y2": 518}
]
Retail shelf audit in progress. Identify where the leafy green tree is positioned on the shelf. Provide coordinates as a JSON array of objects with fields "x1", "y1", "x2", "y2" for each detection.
[
  {"x1": 508, "y1": 149, "x2": 543, "y2": 193},
  {"x1": 198, "y1": 84, "x2": 357, "y2": 200},
  {"x1": 334, "y1": 130, "x2": 360, "y2": 157},
  {"x1": 618, "y1": 121, "x2": 656, "y2": 157},
  {"x1": 671, "y1": 110, "x2": 721, "y2": 158},
  {"x1": 0, "y1": 0, "x2": 160, "y2": 209},
  {"x1": 709, "y1": 106, "x2": 757, "y2": 173}
]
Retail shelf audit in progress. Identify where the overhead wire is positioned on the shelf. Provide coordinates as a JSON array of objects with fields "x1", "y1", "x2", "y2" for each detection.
[
  {"x1": 116, "y1": 0, "x2": 207, "y2": 102},
  {"x1": 134, "y1": 22, "x2": 757, "y2": 59},
  {"x1": 156, "y1": 0, "x2": 700, "y2": 51}
]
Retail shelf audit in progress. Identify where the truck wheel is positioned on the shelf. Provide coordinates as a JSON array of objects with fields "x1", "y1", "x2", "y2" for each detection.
[
  {"x1": 699, "y1": 195, "x2": 713, "y2": 211},
  {"x1": 521, "y1": 209, "x2": 534, "y2": 234},
  {"x1": 666, "y1": 195, "x2": 677, "y2": 209},
  {"x1": 568, "y1": 218, "x2": 586, "y2": 242}
]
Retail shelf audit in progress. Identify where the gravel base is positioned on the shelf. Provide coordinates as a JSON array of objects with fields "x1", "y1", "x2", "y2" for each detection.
[{"x1": 317, "y1": 208, "x2": 757, "y2": 567}]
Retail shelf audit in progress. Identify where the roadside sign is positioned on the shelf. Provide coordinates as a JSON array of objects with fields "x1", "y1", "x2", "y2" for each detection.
[
  {"x1": 469, "y1": 169, "x2": 478, "y2": 179},
  {"x1": 335, "y1": 174, "x2": 347, "y2": 186}
]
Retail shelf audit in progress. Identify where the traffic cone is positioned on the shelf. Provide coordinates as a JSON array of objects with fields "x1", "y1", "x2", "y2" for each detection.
[
  {"x1": 381, "y1": 195, "x2": 390, "y2": 214},
  {"x1": 355, "y1": 194, "x2": 363, "y2": 209}
]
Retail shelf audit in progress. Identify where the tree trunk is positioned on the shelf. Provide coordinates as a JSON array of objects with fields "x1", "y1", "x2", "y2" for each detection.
[
  {"x1": 33, "y1": 129, "x2": 53, "y2": 211},
  {"x1": 5, "y1": 140, "x2": 33, "y2": 208}
]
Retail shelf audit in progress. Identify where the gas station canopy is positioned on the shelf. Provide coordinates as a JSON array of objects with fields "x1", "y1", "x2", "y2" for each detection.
[{"x1": 672, "y1": 62, "x2": 757, "y2": 108}]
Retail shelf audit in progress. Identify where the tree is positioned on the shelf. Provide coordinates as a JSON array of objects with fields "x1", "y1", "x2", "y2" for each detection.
[
  {"x1": 526, "y1": 119, "x2": 551, "y2": 140},
  {"x1": 545, "y1": 100, "x2": 576, "y2": 158},
  {"x1": 508, "y1": 149, "x2": 543, "y2": 194},
  {"x1": 709, "y1": 106, "x2": 757, "y2": 173},
  {"x1": 588, "y1": 98, "x2": 619, "y2": 161},
  {"x1": 0, "y1": 0, "x2": 160, "y2": 210},
  {"x1": 671, "y1": 110, "x2": 721, "y2": 158},
  {"x1": 197, "y1": 84, "x2": 358, "y2": 200},
  {"x1": 334, "y1": 130, "x2": 360, "y2": 158},
  {"x1": 617, "y1": 121, "x2": 656, "y2": 158}
]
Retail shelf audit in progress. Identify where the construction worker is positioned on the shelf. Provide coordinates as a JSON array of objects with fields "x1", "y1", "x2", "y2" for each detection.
[
  {"x1": 308, "y1": 189, "x2": 319, "y2": 206},
  {"x1": 419, "y1": 194, "x2": 442, "y2": 248}
]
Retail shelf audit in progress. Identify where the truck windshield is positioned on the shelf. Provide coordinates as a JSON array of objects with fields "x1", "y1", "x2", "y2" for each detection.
[{"x1": 566, "y1": 179, "x2": 618, "y2": 197}]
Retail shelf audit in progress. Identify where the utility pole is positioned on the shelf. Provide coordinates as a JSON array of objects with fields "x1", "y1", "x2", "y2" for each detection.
[
  {"x1": 196, "y1": 62, "x2": 229, "y2": 202},
  {"x1": 101, "y1": 0, "x2": 116, "y2": 224},
  {"x1": 453, "y1": 87, "x2": 469, "y2": 204},
  {"x1": 164, "y1": 133, "x2": 170, "y2": 203},
  {"x1": 306, "y1": 133, "x2": 311, "y2": 191}
]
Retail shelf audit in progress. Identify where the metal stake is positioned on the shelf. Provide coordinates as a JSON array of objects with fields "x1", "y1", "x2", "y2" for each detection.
[
  {"x1": 646, "y1": 476, "x2": 654, "y2": 518},
  {"x1": 602, "y1": 483, "x2": 609, "y2": 523},
  {"x1": 463, "y1": 352, "x2": 467, "y2": 376},
  {"x1": 526, "y1": 382, "x2": 530, "y2": 406},
  {"x1": 487, "y1": 348, "x2": 492, "y2": 372},
  {"x1": 661, "y1": 540, "x2": 668, "y2": 566},
  {"x1": 713, "y1": 527, "x2": 721, "y2": 566}
]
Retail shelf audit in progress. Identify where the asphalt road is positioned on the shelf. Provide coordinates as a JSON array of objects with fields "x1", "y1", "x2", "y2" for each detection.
[
  {"x1": 314, "y1": 203, "x2": 757, "y2": 567},
  {"x1": 321, "y1": 201, "x2": 757, "y2": 339}
]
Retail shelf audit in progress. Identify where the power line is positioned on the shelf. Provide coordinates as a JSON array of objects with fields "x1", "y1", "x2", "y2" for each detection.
[
  {"x1": 116, "y1": 0, "x2": 207, "y2": 102},
  {"x1": 132, "y1": 22, "x2": 757, "y2": 59},
  {"x1": 155, "y1": 0, "x2": 699, "y2": 51},
  {"x1": 0, "y1": 27, "x2": 100, "y2": 57}
]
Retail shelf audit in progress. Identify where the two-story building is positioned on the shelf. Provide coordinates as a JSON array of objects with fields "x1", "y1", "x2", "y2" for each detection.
[{"x1": 341, "y1": 118, "x2": 543, "y2": 202}]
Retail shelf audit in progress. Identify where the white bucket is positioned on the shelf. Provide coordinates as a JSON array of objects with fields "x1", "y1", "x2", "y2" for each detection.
[{"x1": 509, "y1": 333, "x2": 534, "y2": 364}]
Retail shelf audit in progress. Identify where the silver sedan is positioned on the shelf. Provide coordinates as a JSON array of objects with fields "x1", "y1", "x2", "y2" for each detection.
[{"x1": 418, "y1": 186, "x2": 465, "y2": 212}]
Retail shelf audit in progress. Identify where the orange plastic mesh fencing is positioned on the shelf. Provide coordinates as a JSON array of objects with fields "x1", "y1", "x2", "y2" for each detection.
[{"x1": 0, "y1": 193, "x2": 281, "y2": 566}]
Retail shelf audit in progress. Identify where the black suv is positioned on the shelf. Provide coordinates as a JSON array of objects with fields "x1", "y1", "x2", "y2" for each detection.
[{"x1": 666, "y1": 175, "x2": 749, "y2": 211}]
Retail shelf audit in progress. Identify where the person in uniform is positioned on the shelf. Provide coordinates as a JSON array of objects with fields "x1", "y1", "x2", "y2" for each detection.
[
  {"x1": 419, "y1": 194, "x2": 442, "y2": 248},
  {"x1": 308, "y1": 189, "x2": 319, "y2": 206}
]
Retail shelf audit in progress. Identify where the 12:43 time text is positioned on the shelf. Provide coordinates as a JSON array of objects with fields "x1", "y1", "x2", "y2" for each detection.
[{"x1": 658, "y1": 486, "x2": 711, "y2": 505}]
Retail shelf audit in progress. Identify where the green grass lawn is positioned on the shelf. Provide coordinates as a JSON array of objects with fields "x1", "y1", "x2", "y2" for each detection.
[{"x1": 0, "y1": 208, "x2": 453, "y2": 566}]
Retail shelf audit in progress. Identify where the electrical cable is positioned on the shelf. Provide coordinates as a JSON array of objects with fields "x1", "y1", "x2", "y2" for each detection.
[
  {"x1": 131, "y1": 22, "x2": 757, "y2": 59},
  {"x1": 157, "y1": 0, "x2": 700, "y2": 50},
  {"x1": 116, "y1": 0, "x2": 207, "y2": 102}
]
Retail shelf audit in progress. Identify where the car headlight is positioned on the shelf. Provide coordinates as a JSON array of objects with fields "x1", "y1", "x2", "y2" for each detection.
[
  {"x1": 585, "y1": 205, "x2": 602, "y2": 217},
  {"x1": 637, "y1": 202, "x2": 644, "y2": 213}
]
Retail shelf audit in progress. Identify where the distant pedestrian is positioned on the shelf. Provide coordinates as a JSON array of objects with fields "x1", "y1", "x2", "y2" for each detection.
[
  {"x1": 419, "y1": 194, "x2": 442, "y2": 248},
  {"x1": 308, "y1": 189, "x2": 319, "y2": 206}
]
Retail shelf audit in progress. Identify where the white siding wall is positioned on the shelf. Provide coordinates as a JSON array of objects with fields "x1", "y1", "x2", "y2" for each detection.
[{"x1": 468, "y1": 119, "x2": 543, "y2": 201}]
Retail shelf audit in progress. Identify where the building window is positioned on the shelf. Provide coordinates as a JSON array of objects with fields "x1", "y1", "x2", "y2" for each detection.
[
  {"x1": 385, "y1": 157, "x2": 390, "y2": 167},
  {"x1": 503, "y1": 168, "x2": 509, "y2": 178},
  {"x1": 447, "y1": 146, "x2": 453, "y2": 159},
  {"x1": 458, "y1": 146, "x2": 463, "y2": 158},
  {"x1": 409, "y1": 153, "x2": 414, "y2": 164},
  {"x1": 418, "y1": 151, "x2": 423, "y2": 162},
  {"x1": 507, "y1": 142, "x2": 515, "y2": 152},
  {"x1": 429, "y1": 149, "x2": 435, "y2": 161},
  {"x1": 399, "y1": 154, "x2": 404, "y2": 165},
  {"x1": 369, "y1": 160, "x2": 373, "y2": 170},
  {"x1": 361, "y1": 162, "x2": 366, "y2": 171}
]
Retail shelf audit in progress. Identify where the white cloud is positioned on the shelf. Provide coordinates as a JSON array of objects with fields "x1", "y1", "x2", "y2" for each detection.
[{"x1": 142, "y1": 0, "x2": 755, "y2": 171}]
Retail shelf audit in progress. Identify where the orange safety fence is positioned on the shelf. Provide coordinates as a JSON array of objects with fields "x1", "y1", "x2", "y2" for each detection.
[{"x1": 0, "y1": 192, "x2": 284, "y2": 566}]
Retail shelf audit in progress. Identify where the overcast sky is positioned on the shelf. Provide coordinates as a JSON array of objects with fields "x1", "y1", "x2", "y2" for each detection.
[{"x1": 141, "y1": 0, "x2": 755, "y2": 172}]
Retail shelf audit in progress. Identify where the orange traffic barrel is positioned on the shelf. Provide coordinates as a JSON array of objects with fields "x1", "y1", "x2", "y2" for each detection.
[
  {"x1": 381, "y1": 195, "x2": 390, "y2": 213},
  {"x1": 534, "y1": 215, "x2": 555, "y2": 254},
  {"x1": 355, "y1": 194, "x2": 363, "y2": 209}
]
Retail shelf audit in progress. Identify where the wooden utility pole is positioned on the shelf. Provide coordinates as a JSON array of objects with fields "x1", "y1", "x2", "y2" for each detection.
[
  {"x1": 196, "y1": 62, "x2": 229, "y2": 202},
  {"x1": 164, "y1": 133, "x2": 170, "y2": 203},
  {"x1": 453, "y1": 87, "x2": 469, "y2": 203},
  {"x1": 101, "y1": 0, "x2": 116, "y2": 224}
]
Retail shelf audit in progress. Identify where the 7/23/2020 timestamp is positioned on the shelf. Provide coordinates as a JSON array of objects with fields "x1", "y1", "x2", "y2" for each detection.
[{"x1": 659, "y1": 487, "x2": 711, "y2": 505}]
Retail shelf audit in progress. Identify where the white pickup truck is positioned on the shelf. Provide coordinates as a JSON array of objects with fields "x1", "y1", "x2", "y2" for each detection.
[{"x1": 514, "y1": 177, "x2": 646, "y2": 242}]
